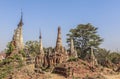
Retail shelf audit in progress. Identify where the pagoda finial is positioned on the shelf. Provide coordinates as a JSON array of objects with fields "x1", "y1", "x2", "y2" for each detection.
[
  {"x1": 21, "y1": 9, "x2": 23, "y2": 21},
  {"x1": 39, "y1": 28, "x2": 42, "y2": 39},
  {"x1": 18, "y1": 9, "x2": 23, "y2": 26}
]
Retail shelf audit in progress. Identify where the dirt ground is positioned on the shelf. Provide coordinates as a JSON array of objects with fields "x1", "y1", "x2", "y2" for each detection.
[
  {"x1": 44, "y1": 72, "x2": 120, "y2": 79},
  {"x1": 45, "y1": 72, "x2": 67, "y2": 79},
  {"x1": 103, "y1": 74, "x2": 120, "y2": 79}
]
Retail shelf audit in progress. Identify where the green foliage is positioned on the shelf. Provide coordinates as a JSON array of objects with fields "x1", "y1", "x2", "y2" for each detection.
[
  {"x1": 25, "y1": 40, "x2": 39, "y2": 56},
  {"x1": 72, "y1": 76, "x2": 80, "y2": 79},
  {"x1": 0, "y1": 60, "x2": 2, "y2": 64},
  {"x1": 68, "y1": 57, "x2": 78, "y2": 62},
  {"x1": 3, "y1": 54, "x2": 23, "y2": 65},
  {"x1": 44, "y1": 47, "x2": 54, "y2": 53},
  {"x1": 95, "y1": 48, "x2": 114, "y2": 67},
  {"x1": 0, "y1": 64, "x2": 13, "y2": 79},
  {"x1": 108, "y1": 52, "x2": 120, "y2": 64},
  {"x1": 3, "y1": 57, "x2": 13, "y2": 64},
  {"x1": 0, "y1": 66, "x2": 13, "y2": 79},
  {"x1": 96, "y1": 48, "x2": 110, "y2": 64},
  {"x1": 13, "y1": 54, "x2": 24, "y2": 67},
  {"x1": 6, "y1": 42, "x2": 15, "y2": 56},
  {"x1": 67, "y1": 23, "x2": 103, "y2": 58},
  {"x1": 96, "y1": 48, "x2": 120, "y2": 67},
  {"x1": 13, "y1": 54, "x2": 21, "y2": 60},
  {"x1": 19, "y1": 50, "x2": 26, "y2": 57},
  {"x1": 25, "y1": 41, "x2": 54, "y2": 57},
  {"x1": 0, "y1": 54, "x2": 24, "y2": 78}
]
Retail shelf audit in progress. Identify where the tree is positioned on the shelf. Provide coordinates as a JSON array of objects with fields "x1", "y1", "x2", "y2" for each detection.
[
  {"x1": 96, "y1": 48, "x2": 120, "y2": 67},
  {"x1": 67, "y1": 23, "x2": 103, "y2": 58},
  {"x1": 25, "y1": 41, "x2": 39, "y2": 56},
  {"x1": 25, "y1": 41, "x2": 54, "y2": 57},
  {"x1": 44, "y1": 47, "x2": 54, "y2": 53},
  {"x1": 95, "y1": 48, "x2": 110, "y2": 66},
  {"x1": 108, "y1": 52, "x2": 120, "y2": 64}
]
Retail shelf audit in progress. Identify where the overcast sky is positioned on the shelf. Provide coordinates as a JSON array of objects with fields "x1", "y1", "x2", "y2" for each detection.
[{"x1": 0, "y1": 0, "x2": 120, "y2": 52}]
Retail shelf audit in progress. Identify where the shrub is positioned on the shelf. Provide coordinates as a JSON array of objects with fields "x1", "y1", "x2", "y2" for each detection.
[
  {"x1": 19, "y1": 50, "x2": 26, "y2": 57},
  {"x1": 68, "y1": 57, "x2": 78, "y2": 62}
]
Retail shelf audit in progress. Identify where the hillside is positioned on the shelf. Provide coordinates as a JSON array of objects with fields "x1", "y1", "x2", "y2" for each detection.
[{"x1": 3, "y1": 59, "x2": 120, "y2": 79}]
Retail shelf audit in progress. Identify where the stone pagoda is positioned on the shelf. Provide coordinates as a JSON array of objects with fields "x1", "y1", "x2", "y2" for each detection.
[
  {"x1": 34, "y1": 26, "x2": 69, "y2": 73},
  {"x1": 35, "y1": 31, "x2": 45, "y2": 73},
  {"x1": 6, "y1": 12, "x2": 24, "y2": 57},
  {"x1": 90, "y1": 47, "x2": 98, "y2": 67},
  {"x1": 44, "y1": 27, "x2": 68, "y2": 68},
  {"x1": 69, "y1": 38, "x2": 78, "y2": 58},
  {"x1": 55, "y1": 27, "x2": 62, "y2": 51},
  {"x1": 54, "y1": 27, "x2": 68, "y2": 64},
  {"x1": 12, "y1": 12, "x2": 24, "y2": 50}
]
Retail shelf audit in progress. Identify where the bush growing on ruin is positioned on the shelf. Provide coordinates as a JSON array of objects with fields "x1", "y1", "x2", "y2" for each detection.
[
  {"x1": 19, "y1": 50, "x2": 26, "y2": 57},
  {"x1": 68, "y1": 57, "x2": 78, "y2": 62},
  {"x1": 6, "y1": 42, "x2": 15, "y2": 56}
]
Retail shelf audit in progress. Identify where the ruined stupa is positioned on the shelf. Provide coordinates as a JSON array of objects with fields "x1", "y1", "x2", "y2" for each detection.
[
  {"x1": 35, "y1": 27, "x2": 69, "y2": 71},
  {"x1": 90, "y1": 47, "x2": 98, "y2": 67},
  {"x1": 34, "y1": 31, "x2": 45, "y2": 73},
  {"x1": 69, "y1": 38, "x2": 78, "y2": 58},
  {"x1": 12, "y1": 12, "x2": 24, "y2": 50}
]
